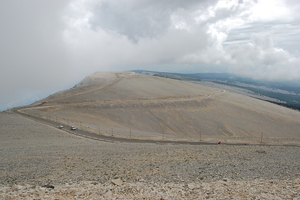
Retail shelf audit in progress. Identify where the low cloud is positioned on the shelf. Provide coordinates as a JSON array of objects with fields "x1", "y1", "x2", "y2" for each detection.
[
  {"x1": 89, "y1": 0, "x2": 216, "y2": 41},
  {"x1": 226, "y1": 33, "x2": 300, "y2": 80}
]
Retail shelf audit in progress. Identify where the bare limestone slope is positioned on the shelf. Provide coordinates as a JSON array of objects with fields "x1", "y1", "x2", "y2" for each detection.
[
  {"x1": 23, "y1": 72, "x2": 300, "y2": 142},
  {"x1": 1, "y1": 112, "x2": 299, "y2": 199}
]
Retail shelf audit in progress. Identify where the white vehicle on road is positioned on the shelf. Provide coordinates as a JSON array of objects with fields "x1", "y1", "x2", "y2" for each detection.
[{"x1": 70, "y1": 126, "x2": 77, "y2": 130}]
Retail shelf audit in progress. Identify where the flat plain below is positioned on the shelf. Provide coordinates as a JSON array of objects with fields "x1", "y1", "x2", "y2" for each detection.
[{"x1": 1, "y1": 112, "x2": 300, "y2": 199}]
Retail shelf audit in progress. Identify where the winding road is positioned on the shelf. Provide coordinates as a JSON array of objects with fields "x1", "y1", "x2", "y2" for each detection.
[
  {"x1": 11, "y1": 104, "x2": 253, "y2": 146},
  {"x1": 11, "y1": 104, "x2": 299, "y2": 147}
]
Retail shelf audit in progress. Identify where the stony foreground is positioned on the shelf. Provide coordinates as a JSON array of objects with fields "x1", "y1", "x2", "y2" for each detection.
[
  {"x1": 1, "y1": 178, "x2": 300, "y2": 199},
  {"x1": 0, "y1": 112, "x2": 300, "y2": 199}
]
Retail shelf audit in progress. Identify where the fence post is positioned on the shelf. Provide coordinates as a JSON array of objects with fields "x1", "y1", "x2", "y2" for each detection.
[{"x1": 199, "y1": 131, "x2": 202, "y2": 142}]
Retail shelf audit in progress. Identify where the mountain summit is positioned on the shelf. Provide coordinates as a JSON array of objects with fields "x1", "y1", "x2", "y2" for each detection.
[{"x1": 24, "y1": 72, "x2": 300, "y2": 141}]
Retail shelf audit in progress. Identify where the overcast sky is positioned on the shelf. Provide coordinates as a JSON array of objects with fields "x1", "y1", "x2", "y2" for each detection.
[{"x1": 1, "y1": 0, "x2": 300, "y2": 110}]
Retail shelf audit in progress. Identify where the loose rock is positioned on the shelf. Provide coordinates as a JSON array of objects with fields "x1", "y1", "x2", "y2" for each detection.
[{"x1": 112, "y1": 178, "x2": 123, "y2": 186}]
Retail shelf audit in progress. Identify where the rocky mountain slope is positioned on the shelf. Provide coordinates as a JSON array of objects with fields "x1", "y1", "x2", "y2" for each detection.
[{"x1": 23, "y1": 72, "x2": 300, "y2": 141}]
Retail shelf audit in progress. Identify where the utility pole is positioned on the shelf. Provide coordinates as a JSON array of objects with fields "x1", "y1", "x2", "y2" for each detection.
[{"x1": 260, "y1": 132, "x2": 263, "y2": 143}]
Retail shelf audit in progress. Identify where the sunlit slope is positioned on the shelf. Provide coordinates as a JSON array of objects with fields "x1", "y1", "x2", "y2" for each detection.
[{"x1": 30, "y1": 72, "x2": 300, "y2": 139}]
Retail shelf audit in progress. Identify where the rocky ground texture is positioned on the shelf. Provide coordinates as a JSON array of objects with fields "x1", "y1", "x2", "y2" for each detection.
[
  {"x1": 1, "y1": 112, "x2": 300, "y2": 199},
  {"x1": 1, "y1": 178, "x2": 300, "y2": 199}
]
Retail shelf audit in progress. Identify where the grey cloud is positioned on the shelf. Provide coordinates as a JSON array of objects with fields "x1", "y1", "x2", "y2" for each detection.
[
  {"x1": 227, "y1": 33, "x2": 286, "y2": 65},
  {"x1": 0, "y1": 0, "x2": 74, "y2": 110},
  {"x1": 207, "y1": 1, "x2": 245, "y2": 24},
  {"x1": 226, "y1": 33, "x2": 297, "y2": 79},
  {"x1": 89, "y1": 0, "x2": 218, "y2": 41},
  {"x1": 225, "y1": 21, "x2": 300, "y2": 55},
  {"x1": 251, "y1": 33, "x2": 274, "y2": 50}
]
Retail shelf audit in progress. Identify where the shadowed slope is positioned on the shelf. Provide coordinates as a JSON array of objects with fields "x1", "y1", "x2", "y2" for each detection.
[{"x1": 25, "y1": 72, "x2": 300, "y2": 140}]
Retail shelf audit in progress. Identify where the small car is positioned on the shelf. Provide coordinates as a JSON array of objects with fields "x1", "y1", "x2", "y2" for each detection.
[
  {"x1": 70, "y1": 126, "x2": 77, "y2": 130},
  {"x1": 58, "y1": 125, "x2": 64, "y2": 129}
]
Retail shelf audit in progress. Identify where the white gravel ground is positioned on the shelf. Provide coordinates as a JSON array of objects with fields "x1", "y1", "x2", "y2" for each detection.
[{"x1": 0, "y1": 112, "x2": 300, "y2": 199}]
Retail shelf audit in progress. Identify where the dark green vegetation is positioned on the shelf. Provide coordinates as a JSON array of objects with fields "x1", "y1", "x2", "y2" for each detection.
[{"x1": 133, "y1": 70, "x2": 300, "y2": 111}]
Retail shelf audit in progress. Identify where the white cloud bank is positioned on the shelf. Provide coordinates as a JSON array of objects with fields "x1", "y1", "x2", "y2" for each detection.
[{"x1": 1, "y1": 0, "x2": 300, "y2": 110}]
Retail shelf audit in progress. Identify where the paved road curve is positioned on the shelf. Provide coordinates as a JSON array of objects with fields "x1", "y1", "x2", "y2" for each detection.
[{"x1": 11, "y1": 105, "x2": 298, "y2": 147}]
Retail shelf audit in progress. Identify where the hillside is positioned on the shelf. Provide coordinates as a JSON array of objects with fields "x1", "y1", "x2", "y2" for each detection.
[
  {"x1": 23, "y1": 72, "x2": 300, "y2": 141},
  {"x1": 1, "y1": 112, "x2": 300, "y2": 199},
  {"x1": 136, "y1": 70, "x2": 300, "y2": 110}
]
